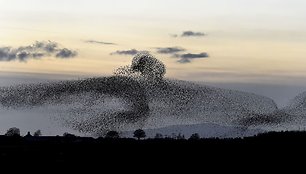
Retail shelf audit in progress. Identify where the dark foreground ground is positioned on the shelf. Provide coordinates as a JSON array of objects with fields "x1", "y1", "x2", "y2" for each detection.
[{"x1": 1, "y1": 131, "x2": 306, "y2": 164}]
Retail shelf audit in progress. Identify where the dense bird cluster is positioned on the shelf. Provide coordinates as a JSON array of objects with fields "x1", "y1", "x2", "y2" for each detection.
[
  {"x1": 0, "y1": 76, "x2": 149, "y2": 135},
  {"x1": 115, "y1": 52, "x2": 166, "y2": 81},
  {"x1": 0, "y1": 53, "x2": 296, "y2": 136}
]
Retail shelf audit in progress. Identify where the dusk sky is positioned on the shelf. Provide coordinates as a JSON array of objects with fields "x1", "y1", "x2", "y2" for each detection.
[{"x1": 1, "y1": 0, "x2": 306, "y2": 106}]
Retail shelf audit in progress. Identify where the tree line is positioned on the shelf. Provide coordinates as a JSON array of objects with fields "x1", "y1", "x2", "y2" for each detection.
[{"x1": 2, "y1": 127, "x2": 201, "y2": 140}]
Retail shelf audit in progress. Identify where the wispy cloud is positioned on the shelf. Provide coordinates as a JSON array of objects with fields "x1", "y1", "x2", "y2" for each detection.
[
  {"x1": 171, "y1": 31, "x2": 206, "y2": 38},
  {"x1": 0, "y1": 41, "x2": 77, "y2": 62},
  {"x1": 110, "y1": 47, "x2": 208, "y2": 64},
  {"x1": 110, "y1": 49, "x2": 140, "y2": 56},
  {"x1": 181, "y1": 31, "x2": 205, "y2": 37},
  {"x1": 85, "y1": 40, "x2": 116, "y2": 45},
  {"x1": 156, "y1": 47, "x2": 186, "y2": 54},
  {"x1": 178, "y1": 52, "x2": 209, "y2": 59},
  {"x1": 174, "y1": 52, "x2": 209, "y2": 63}
]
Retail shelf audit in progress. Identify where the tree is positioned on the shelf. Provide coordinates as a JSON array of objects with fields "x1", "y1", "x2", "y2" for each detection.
[
  {"x1": 105, "y1": 131, "x2": 120, "y2": 139},
  {"x1": 171, "y1": 133, "x2": 177, "y2": 139},
  {"x1": 155, "y1": 133, "x2": 163, "y2": 139},
  {"x1": 177, "y1": 133, "x2": 185, "y2": 140},
  {"x1": 63, "y1": 132, "x2": 76, "y2": 138},
  {"x1": 170, "y1": 133, "x2": 185, "y2": 140},
  {"x1": 34, "y1": 130, "x2": 42, "y2": 137},
  {"x1": 133, "y1": 129, "x2": 146, "y2": 140},
  {"x1": 5, "y1": 127, "x2": 21, "y2": 137},
  {"x1": 25, "y1": 131, "x2": 32, "y2": 137},
  {"x1": 189, "y1": 133, "x2": 200, "y2": 140}
]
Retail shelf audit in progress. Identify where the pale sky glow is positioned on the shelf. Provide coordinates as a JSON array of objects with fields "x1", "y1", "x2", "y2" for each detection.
[{"x1": 1, "y1": 0, "x2": 306, "y2": 105}]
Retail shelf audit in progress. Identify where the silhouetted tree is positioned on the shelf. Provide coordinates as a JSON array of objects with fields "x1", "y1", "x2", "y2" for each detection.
[
  {"x1": 5, "y1": 127, "x2": 21, "y2": 137},
  {"x1": 24, "y1": 131, "x2": 32, "y2": 137},
  {"x1": 177, "y1": 133, "x2": 185, "y2": 140},
  {"x1": 171, "y1": 133, "x2": 177, "y2": 139},
  {"x1": 34, "y1": 130, "x2": 42, "y2": 137},
  {"x1": 105, "y1": 131, "x2": 120, "y2": 139},
  {"x1": 169, "y1": 133, "x2": 185, "y2": 140},
  {"x1": 63, "y1": 132, "x2": 76, "y2": 138},
  {"x1": 134, "y1": 129, "x2": 146, "y2": 140},
  {"x1": 155, "y1": 133, "x2": 163, "y2": 139},
  {"x1": 189, "y1": 133, "x2": 200, "y2": 140}
]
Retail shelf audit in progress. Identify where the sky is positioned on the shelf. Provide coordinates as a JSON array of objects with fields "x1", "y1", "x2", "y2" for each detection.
[{"x1": 1, "y1": 0, "x2": 306, "y2": 106}]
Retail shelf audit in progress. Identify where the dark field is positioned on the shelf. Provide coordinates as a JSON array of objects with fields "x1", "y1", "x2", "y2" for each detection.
[{"x1": 1, "y1": 131, "x2": 306, "y2": 164}]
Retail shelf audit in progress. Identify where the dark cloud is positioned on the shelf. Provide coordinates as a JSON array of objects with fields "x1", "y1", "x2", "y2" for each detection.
[
  {"x1": 156, "y1": 47, "x2": 185, "y2": 54},
  {"x1": 177, "y1": 58, "x2": 191, "y2": 64},
  {"x1": 111, "y1": 49, "x2": 139, "y2": 56},
  {"x1": 179, "y1": 52, "x2": 209, "y2": 59},
  {"x1": 40, "y1": 41, "x2": 58, "y2": 52},
  {"x1": 174, "y1": 52, "x2": 209, "y2": 63},
  {"x1": 56, "y1": 48, "x2": 77, "y2": 58},
  {"x1": 85, "y1": 40, "x2": 116, "y2": 45},
  {"x1": 32, "y1": 53, "x2": 45, "y2": 58},
  {"x1": 0, "y1": 41, "x2": 77, "y2": 62},
  {"x1": 17, "y1": 51, "x2": 31, "y2": 61},
  {"x1": 181, "y1": 31, "x2": 205, "y2": 37}
]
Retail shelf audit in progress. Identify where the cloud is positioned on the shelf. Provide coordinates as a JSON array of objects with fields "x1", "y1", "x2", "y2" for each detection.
[
  {"x1": 156, "y1": 47, "x2": 185, "y2": 54},
  {"x1": 177, "y1": 58, "x2": 191, "y2": 64},
  {"x1": 56, "y1": 48, "x2": 77, "y2": 58},
  {"x1": 174, "y1": 52, "x2": 209, "y2": 63},
  {"x1": 178, "y1": 52, "x2": 209, "y2": 59},
  {"x1": 181, "y1": 31, "x2": 205, "y2": 37},
  {"x1": 111, "y1": 49, "x2": 140, "y2": 56},
  {"x1": 85, "y1": 40, "x2": 116, "y2": 45},
  {"x1": 0, "y1": 41, "x2": 77, "y2": 62}
]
